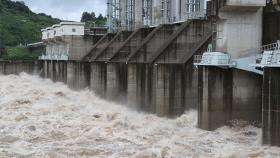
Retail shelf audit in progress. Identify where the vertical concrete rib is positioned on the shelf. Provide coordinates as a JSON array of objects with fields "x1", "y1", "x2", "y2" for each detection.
[{"x1": 263, "y1": 68, "x2": 280, "y2": 146}]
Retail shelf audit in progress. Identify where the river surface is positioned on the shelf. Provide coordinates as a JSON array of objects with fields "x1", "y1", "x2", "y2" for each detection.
[{"x1": 0, "y1": 73, "x2": 279, "y2": 158}]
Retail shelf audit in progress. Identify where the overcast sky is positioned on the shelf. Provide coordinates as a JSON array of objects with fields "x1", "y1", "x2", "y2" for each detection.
[{"x1": 13, "y1": 0, "x2": 106, "y2": 22}]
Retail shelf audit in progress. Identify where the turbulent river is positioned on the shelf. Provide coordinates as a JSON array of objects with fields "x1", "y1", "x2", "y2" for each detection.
[{"x1": 0, "y1": 73, "x2": 279, "y2": 158}]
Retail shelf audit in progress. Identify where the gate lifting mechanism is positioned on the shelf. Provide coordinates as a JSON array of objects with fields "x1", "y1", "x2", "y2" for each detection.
[{"x1": 192, "y1": 42, "x2": 280, "y2": 75}]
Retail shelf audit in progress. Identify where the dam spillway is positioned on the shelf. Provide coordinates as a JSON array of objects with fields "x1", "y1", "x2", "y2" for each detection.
[
  {"x1": 0, "y1": 73, "x2": 279, "y2": 157},
  {"x1": 1, "y1": 0, "x2": 280, "y2": 148}
]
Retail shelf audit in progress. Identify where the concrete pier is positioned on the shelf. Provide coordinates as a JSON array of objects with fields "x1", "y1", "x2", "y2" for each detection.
[
  {"x1": 90, "y1": 62, "x2": 107, "y2": 98},
  {"x1": 263, "y1": 68, "x2": 280, "y2": 146},
  {"x1": 67, "y1": 61, "x2": 90, "y2": 90},
  {"x1": 106, "y1": 63, "x2": 127, "y2": 103},
  {"x1": 42, "y1": 60, "x2": 67, "y2": 83},
  {"x1": 155, "y1": 64, "x2": 199, "y2": 117},
  {"x1": 92, "y1": 31, "x2": 133, "y2": 102},
  {"x1": 151, "y1": 19, "x2": 213, "y2": 117},
  {"x1": 127, "y1": 64, "x2": 156, "y2": 112},
  {"x1": 0, "y1": 61, "x2": 39, "y2": 75},
  {"x1": 198, "y1": 67, "x2": 262, "y2": 130}
]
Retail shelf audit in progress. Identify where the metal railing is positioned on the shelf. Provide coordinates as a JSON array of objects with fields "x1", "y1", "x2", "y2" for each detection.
[
  {"x1": 39, "y1": 54, "x2": 68, "y2": 61},
  {"x1": 238, "y1": 41, "x2": 280, "y2": 58},
  {"x1": 84, "y1": 28, "x2": 108, "y2": 36},
  {"x1": 194, "y1": 54, "x2": 233, "y2": 66},
  {"x1": 150, "y1": 10, "x2": 207, "y2": 27}
]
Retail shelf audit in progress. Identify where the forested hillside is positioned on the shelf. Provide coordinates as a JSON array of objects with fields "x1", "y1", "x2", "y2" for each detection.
[{"x1": 0, "y1": 0, "x2": 60, "y2": 47}]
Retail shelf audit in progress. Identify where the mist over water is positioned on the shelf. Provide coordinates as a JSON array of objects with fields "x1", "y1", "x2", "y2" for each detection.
[{"x1": 0, "y1": 73, "x2": 279, "y2": 158}]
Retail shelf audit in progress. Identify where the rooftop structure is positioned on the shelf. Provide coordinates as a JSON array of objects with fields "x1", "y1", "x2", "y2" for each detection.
[
  {"x1": 40, "y1": 22, "x2": 104, "y2": 61},
  {"x1": 41, "y1": 22, "x2": 85, "y2": 41}
]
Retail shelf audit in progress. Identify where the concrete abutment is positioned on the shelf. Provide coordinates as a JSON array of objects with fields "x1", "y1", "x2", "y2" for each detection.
[{"x1": 198, "y1": 67, "x2": 262, "y2": 130}]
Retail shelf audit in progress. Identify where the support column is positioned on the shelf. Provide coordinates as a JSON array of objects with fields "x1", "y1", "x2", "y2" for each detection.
[
  {"x1": 128, "y1": 63, "x2": 156, "y2": 113},
  {"x1": 198, "y1": 67, "x2": 262, "y2": 130},
  {"x1": 106, "y1": 63, "x2": 127, "y2": 103},
  {"x1": 156, "y1": 64, "x2": 170, "y2": 117},
  {"x1": 90, "y1": 62, "x2": 107, "y2": 98},
  {"x1": 263, "y1": 68, "x2": 280, "y2": 146},
  {"x1": 127, "y1": 64, "x2": 138, "y2": 108},
  {"x1": 47, "y1": 60, "x2": 54, "y2": 80},
  {"x1": 43, "y1": 60, "x2": 48, "y2": 78},
  {"x1": 67, "y1": 61, "x2": 75, "y2": 89},
  {"x1": 0, "y1": 62, "x2": 5, "y2": 74},
  {"x1": 198, "y1": 67, "x2": 233, "y2": 130}
]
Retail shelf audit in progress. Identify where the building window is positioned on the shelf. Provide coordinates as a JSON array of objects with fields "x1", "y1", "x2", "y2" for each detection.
[
  {"x1": 54, "y1": 31, "x2": 56, "y2": 35},
  {"x1": 72, "y1": 28, "x2": 76, "y2": 32}
]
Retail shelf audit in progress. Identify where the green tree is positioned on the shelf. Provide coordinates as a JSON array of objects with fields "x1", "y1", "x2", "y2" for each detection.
[
  {"x1": 97, "y1": 14, "x2": 103, "y2": 20},
  {"x1": 81, "y1": 12, "x2": 93, "y2": 22},
  {"x1": 81, "y1": 12, "x2": 107, "y2": 27}
]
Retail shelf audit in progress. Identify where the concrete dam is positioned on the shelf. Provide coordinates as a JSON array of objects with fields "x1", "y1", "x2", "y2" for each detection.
[{"x1": 1, "y1": 0, "x2": 280, "y2": 148}]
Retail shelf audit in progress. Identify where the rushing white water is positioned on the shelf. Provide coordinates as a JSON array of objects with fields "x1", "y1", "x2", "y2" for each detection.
[{"x1": 0, "y1": 73, "x2": 279, "y2": 158}]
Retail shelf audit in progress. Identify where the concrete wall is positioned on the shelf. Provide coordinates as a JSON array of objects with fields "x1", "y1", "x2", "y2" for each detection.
[
  {"x1": 90, "y1": 62, "x2": 107, "y2": 98},
  {"x1": 111, "y1": 28, "x2": 154, "y2": 62},
  {"x1": 127, "y1": 64, "x2": 156, "y2": 112},
  {"x1": 0, "y1": 61, "x2": 39, "y2": 75},
  {"x1": 66, "y1": 36, "x2": 96, "y2": 60},
  {"x1": 83, "y1": 34, "x2": 116, "y2": 61},
  {"x1": 198, "y1": 67, "x2": 262, "y2": 130},
  {"x1": 67, "y1": 61, "x2": 90, "y2": 90},
  {"x1": 155, "y1": 63, "x2": 198, "y2": 117},
  {"x1": 106, "y1": 63, "x2": 128, "y2": 103},
  {"x1": 226, "y1": 0, "x2": 266, "y2": 7},
  {"x1": 263, "y1": 68, "x2": 280, "y2": 146},
  {"x1": 41, "y1": 60, "x2": 67, "y2": 83},
  {"x1": 135, "y1": 0, "x2": 143, "y2": 29},
  {"x1": 60, "y1": 24, "x2": 85, "y2": 36},
  {"x1": 216, "y1": 8, "x2": 263, "y2": 57},
  {"x1": 44, "y1": 35, "x2": 102, "y2": 61},
  {"x1": 263, "y1": 5, "x2": 280, "y2": 45},
  {"x1": 96, "y1": 31, "x2": 132, "y2": 61},
  {"x1": 129, "y1": 24, "x2": 181, "y2": 63}
]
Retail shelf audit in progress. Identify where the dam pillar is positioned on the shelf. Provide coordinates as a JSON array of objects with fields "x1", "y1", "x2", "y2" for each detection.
[
  {"x1": 53, "y1": 61, "x2": 67, "y2": 83},
  {"x1": 127, "y1": 64, "x2": 137, "y2": 108},
  {"x1": 43, "y1": 60, "x2": 48, "y2": 78},
  {"x1": 53, "y1": 61, "x2": 59, "y2": 82},
  {"x1": 197, "y1": 0, "x2": 265, "y2": 130},
  {"x1": 67, "y1": 61, "x2": 90, "y2": 90},
  {"x1": 106, "y1": 63, "x2": 127, "y2": 103},
  {"x1": 0, "y1": 62, "x2": 4, "y2": 74},
  {"x1": 155, "y1": 64, "x2": 198, "y2": 117},
  {"x1": 263, "y1": 68, "x2": 280, "y2": 146},
  {"x1": 47, "y1": 60, "x2": 54, "y2": 80},
  {"x1": 67, "y1": 61, "x2": 75, "y2": 89},
  {"x1": 155, "y1": 64, "x2": 170, "y2": 117},
  {"x1": 198, "y1": 67, "x2": 262, "y2": 130},
  {"x1": 127, "y1": 64, "x2": 156, "y2": 112},
  {"x1": 90, "y1": 62, "x2": 107, "y2": 98}
]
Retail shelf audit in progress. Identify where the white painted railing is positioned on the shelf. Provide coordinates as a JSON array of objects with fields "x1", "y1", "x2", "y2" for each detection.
[{"x1": 39, "y1": 55, "x2": 68, "y2": 61}]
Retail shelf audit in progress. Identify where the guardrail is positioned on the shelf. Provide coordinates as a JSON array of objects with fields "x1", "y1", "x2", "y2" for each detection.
[
  {"x1": 238, "y1": 41, "x2": 280, "y2": 58},
  {"x1": 194, "y1": 54, "x2": 233, "y2": 66},
  {"x1": 39, "y1": 55, "x2": 68, "y2": 61}
]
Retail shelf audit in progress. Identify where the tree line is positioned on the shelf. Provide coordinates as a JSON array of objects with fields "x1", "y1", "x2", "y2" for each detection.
[{"x1": 80, "y1": 12, "x2": 107, "y2": 27}]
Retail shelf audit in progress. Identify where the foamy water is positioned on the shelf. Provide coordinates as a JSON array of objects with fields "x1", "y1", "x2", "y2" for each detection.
[{"x1": 0, "y1": 73, "x2": 279, "y2": 158}]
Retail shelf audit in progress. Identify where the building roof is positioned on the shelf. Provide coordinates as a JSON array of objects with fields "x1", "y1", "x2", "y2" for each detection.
[
  {"x1": 60, "y1": 22, "x2": 85, "y2": 26},
  {"x1": 27, "y1": 42, "x2": 45, "y2": 48}
]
